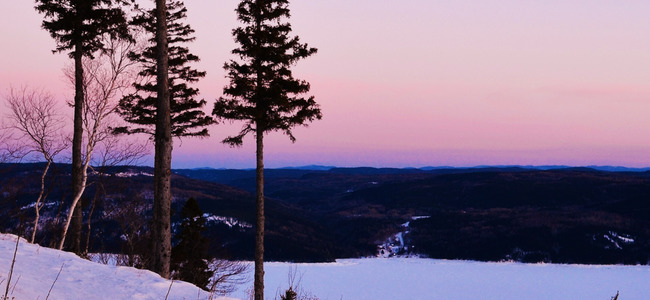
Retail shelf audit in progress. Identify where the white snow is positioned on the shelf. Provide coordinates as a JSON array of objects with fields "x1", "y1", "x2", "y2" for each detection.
[
  {"x1": 230, "y1": 258, "x2": 650, "y2": 300},
  {"x1": 113, "y1": 171, "x2": 154, "y2": 178},
  {"x1": 0, "y1": 234, "x2": 236, "y2": 300},
  {"x1": 203, "y1": 214, "x2": 253, "y2": 229},
  {"x1": 601, "y1": 231, "x2": 636, "y2": 250},
  {"x1": 20, "y1": 201, "x2": 57, "y2": 210},
  {"x1": 380, "y1": 216, "x2": 432, "y2": 257},
  {"x1": 609, "y1": 231, "x2": 635, "y2": 244},
  {"x1": 3, "y1": 233, "x2": 650, "y2": 300}
]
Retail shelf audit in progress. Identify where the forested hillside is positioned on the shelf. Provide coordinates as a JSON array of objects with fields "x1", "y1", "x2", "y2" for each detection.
[{"x1": 2, "y1": 163, "x2": 649, "y2": 264}]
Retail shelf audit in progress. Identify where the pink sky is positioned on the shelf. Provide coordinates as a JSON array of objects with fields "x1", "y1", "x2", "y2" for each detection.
[{"x1": 2, "y1": 1, "x2": 650, "y2": 168}]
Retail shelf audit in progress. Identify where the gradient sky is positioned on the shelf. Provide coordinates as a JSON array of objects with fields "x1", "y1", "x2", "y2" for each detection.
[{"x1": 2, "y1": 1, "x2": 650, "y2": 168}]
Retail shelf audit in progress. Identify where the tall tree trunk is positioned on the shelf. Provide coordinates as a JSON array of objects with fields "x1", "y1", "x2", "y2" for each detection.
[
  {"x1": 70, "y1": 39, "x2": 85, "y2": 254},
  {"x1": 152, "y1": 0, "x2": 172, "y2": 279},
  {"x1": 254, "y1": 126, "x2": 265, "y2": 300}
]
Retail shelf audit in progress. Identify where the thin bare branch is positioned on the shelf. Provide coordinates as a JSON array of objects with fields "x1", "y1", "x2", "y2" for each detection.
[
  {"x1": 45, "y1": 263, "x2": 64, "y2": 300},
  {"x1": 164, "y1": 279, "x2": 174, "y2": 300},
  {"x1": 3, "y1": 235, "x2": 20, "y2": 300},
  {"x1": 3, "y1": 86, "x2": 67, "y2": 243}
]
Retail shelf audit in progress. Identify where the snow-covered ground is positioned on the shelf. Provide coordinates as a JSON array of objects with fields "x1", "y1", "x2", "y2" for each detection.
[
  {"x1": 2, "y1": 232, "x2": 650, "y2": 300},
  {"x1": 0, "y1": 234, "x2": 235, "y2": 300},
  {"x1": 231, "y1": 258, "x2": 650, "y2": 300}
]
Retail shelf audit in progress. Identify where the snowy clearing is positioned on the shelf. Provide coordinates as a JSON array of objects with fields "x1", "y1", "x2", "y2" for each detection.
[
  {"x1": 0, "y1": 234, "x2": 235, "y2": 300},
  {"x1": 231, "y1": 258, "x2": 650, "y2": 300}
]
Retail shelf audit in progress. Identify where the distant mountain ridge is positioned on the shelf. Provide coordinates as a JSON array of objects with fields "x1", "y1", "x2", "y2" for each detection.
[
  {"x1": 184, "y1": 164, "x2": 650, "y2": 173},
  {"x1": 174, "y1": 165, "x2": 650, "y2": 187},
  {"x1": 4, "y1": 162, "x2": 648, "y2": 173}
]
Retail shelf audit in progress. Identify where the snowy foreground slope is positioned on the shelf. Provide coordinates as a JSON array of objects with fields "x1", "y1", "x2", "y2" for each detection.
[
  {"x1": 0, "y1": 234, "x2": 236, "y2": 300},
  {"x1": 233, "y1": 258, "x2": 650, "y2": 300}
]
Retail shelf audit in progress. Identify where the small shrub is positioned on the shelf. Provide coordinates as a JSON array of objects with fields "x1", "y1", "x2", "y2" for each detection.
[
  {"x1": 276, "y1": 267, "x2": 320, "y2": 300},
  {"x1": 280, "y1": 287, "x2": 297, "y2": 300}
]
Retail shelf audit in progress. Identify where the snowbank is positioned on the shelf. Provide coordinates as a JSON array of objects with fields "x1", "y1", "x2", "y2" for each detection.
[{"x1": 0, "y1": 234, "x2": 237, "y2": 300}]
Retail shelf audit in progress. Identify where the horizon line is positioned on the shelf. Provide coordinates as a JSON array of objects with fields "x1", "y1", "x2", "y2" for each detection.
[{"x1": 4, "y1": 162, "x2": 650, "y2": 172}]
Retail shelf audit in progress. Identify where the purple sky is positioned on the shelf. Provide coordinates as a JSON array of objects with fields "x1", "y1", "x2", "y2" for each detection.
[{"x1": 2, "y1": 1, "x2": 650, "y2": 168}]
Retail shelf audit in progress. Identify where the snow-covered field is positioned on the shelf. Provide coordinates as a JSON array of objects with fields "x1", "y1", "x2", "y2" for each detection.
[
  {"x1": 0, "y1": 234, "x2": 235, "y2": 300},
  {"x1": 2, "y1": 233, "x2": 650, "y2": 300},
  {"x1": 232, "y1": 258, "x2": 650, "y2": 300}
]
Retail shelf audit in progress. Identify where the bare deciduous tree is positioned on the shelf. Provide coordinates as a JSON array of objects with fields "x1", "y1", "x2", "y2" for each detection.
[
  {"x1": 208, "y1": 259, "x2": 250, "y2": 297},
  {"x1": 4, "y1": 87, "x2": 67, "y2": 243},
  {"x1": 35, "y1": 0, "x2": 131, "y2": 255},
  {"x1": 59, "y1": 34, "x2": 141, "y2": 250}
]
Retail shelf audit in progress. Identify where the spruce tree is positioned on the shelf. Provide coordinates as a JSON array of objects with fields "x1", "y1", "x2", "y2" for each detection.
[
  {"x1": 115, "y1": 0, "x2": 214, "y2": 138},
  {"x1": 171, "y1": 198, "x2": 213, "y2": 290},
  {"x1": 35, "y1": 0, "x2": 131, "y2": 253},
  {"x1": 212, "y1": 1, "x2": 321, "y2": 298},
  {"x1": 114, "y1": 0, "x2": 212, "y2": 278}
]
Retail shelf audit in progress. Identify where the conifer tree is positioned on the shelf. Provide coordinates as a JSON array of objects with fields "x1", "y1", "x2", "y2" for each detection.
[
  {"x1": 212, "y1": 1, "x2": 321, "y2": 298},
  {"x1": 171, "y1": 198, "x2": 213, "y2": 290},
  {"x1": 114, "y1": 0, "x2": 212, "y2": 278},
  {"x1": 35, "y1": 0, "x2": 131, "y2": 253},
  {"x1": 115, "y1": 0, "x2": 213, "y2": 138}
]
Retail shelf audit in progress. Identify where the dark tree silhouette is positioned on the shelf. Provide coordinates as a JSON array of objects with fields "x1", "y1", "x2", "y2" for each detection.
[
  {"x1": 34, "y1": 0, "x2": 131, "y2": 253},
  {"x1": 212, "y1": 1, "x2": 321, "y2": 298},
  {"x1": 171, "y1": 198, "x2": 213, "y2": 290},
  {"x1": 115, "y1": 0, "x2": 213, "y2": 138},
  {"x1": 152, "y1": 0, "x2": 172, "y2": 279},
  {"x1": 116, "y1": 0, "x2": 212, "y2": 279}
]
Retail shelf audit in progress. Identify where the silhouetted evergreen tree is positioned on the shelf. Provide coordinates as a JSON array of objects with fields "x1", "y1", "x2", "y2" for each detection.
[
  {"x1": 115, "y1": 0, "x2": 213, "y2": 138},
  {"x1": 112, "y1": 0, "x2": 212, "y2": 278},
  {"x1": 35, "y1": 0, "x2": 131, "y2": 253},
  {"x1": 171, "y1": 198, "x2": 213, "y2": 290},
  {"x1": 212, "y1": 1, "x2": 321, "y2": 298}
]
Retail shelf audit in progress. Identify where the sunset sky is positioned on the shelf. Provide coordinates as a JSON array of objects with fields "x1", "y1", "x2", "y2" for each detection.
[{"x1": 2, "y1": 1, "x2": 650, "y2": 169}]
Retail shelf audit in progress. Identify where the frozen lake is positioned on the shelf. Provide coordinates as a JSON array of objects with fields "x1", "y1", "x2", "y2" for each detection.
[{"x1": 231, "y1": 258, "x2": 650, "y2": 300}]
